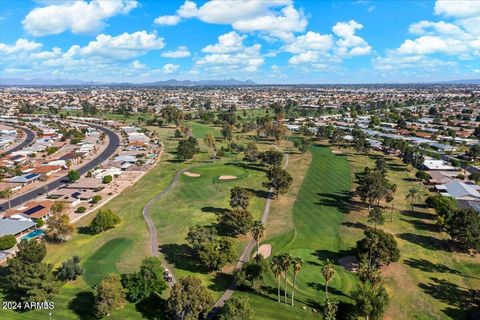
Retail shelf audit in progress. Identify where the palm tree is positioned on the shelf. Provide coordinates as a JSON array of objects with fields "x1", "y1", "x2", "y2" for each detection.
[
  {"x1": 367, "y1": 207, "x2": 384, "y2": 229},
  {"x1": 386, "y1": 183, "x2": 397, "y2": 222},
  {"x1": 291, "y1": 257, "x2": 303, "y2": 306},
  {"x1": 251, "y1": 220, "x2": 265, "y2": 256},
  {"x1": 270, "y1": 255, "x2": 283, "y2": 303},
  {"x1": 357, "y1": 261, "x2": 371, "y2": 284},
  {"x1": 0, "y1": 188, "x2": 13, "y2": 209},
  {"x1": 280, "y1": 253, "x2": 292, "y2": 303},
  {"x1": 321, "y1": 259, "x2": 336, "y2": 298},
  {"x1": 406, "y1": 186, "x2": 422, "y2": 212}
]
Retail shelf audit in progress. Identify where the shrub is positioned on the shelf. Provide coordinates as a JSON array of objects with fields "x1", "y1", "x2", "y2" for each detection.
[
  {"x1": 102, "y1": 175, "x2": 113, "y2": 184},
  {"x1": 34, "y1": 218, "x2": 44, "y2": 227},
  {"x1": 415, "y1": 170, "x2": 430, "y2": 181},
  {"x1": 0, "y1": 235, "x2": 16, "y2": 250},
  {"x1": 56, "y1": 256, "x2": 83, "y2": 281},
  {"x1": 91, "y1": 195, "x2": 102, "y2": 204},
  {"x1": 90, "y1": 209, "x2": 121, "y2": 233},
  {"x1": 76, "y1": 206, "x2": 86, "y2": 213}
]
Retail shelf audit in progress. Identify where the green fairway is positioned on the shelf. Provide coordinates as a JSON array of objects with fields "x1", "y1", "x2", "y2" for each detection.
[
  {"x1": 151, "y1": 161, "x2": 268, "y2": 299},
  {"x1": 82, "y1": 237, "x2": 134, "y2": 287},
  {"x1": 240, "y1": 143, "x2": 356, "y2": 319},
  {"x1": 336, "y1": 149, "x2": 480, "y2": 320}
]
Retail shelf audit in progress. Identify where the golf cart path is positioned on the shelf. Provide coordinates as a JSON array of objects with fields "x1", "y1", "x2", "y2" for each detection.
[
  {"x1": 211, "y1": 145, "x2": 289, "y2": 313},
  {"x1": 143, "y1": 166, "x2": 193, "y2": 285}
]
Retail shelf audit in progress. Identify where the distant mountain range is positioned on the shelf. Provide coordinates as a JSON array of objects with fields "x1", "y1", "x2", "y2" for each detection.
[
  {"x1": 434, "y1": 79, "x2": 480, "y2": 85},
  {"x1": 1, "y1": 77, "x2": 479, "y2": 86},
  {"x1": 0, "y1": 77, "x2": 257, "y2": 86}
]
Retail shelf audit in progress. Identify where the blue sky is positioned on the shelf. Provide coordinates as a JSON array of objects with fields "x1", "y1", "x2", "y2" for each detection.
[{"x1": 1, "y1": 0, "x2": 479, "y2": 83}]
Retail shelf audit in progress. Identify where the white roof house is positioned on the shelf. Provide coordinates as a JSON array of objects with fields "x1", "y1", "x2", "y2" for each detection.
[
  {"x1": 423, "y1": 157, "x2": 456, "y2": 171},
  {"x1": 435, "y1": 180, "x2": 480, "y2": 201},
  {"x1": 93, "y1": 167, "x2": 123, "y2": 179}
]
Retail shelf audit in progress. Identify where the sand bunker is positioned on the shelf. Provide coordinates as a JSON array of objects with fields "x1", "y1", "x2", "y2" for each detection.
[
  {"x1": 183, "y1": 171, "x2": 201, "y2": 177},
  {"x1": 338, "y1": 255, "x2": 359, "y2": 272},
  {"x1": 218, "y1": 175, "x2": 237, "y2": 180},
  {"x1": 256, "y1": 244, "x2": 272, "y2": 258}
]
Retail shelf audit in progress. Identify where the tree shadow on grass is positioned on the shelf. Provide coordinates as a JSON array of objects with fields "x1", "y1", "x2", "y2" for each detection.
[
  {"x1": 342, "y1": 221, "x2": 368, "y2": 230},
  {"x1": 159, "y1": 243, "x2": 207, "y2": 273},
  {"x1": 135, "y1": 294, "x2": 167, "y2": 320},
  {"x1": 313, "y1": 248, "x2": 357, "y2": 266},
  {"x1": 245, "y1": 187, "x2": 270, "y2": 199},
  {"x1": 77, "y1": 226, "x2": 95, "y2": 235},
  {"x1": 399, "y1": 218, "x2": 439, "y2": 232},
  {"x1": 316, "y1": 191, "x2": 357, "y2": 214},
  {"x1": 257, "y1": 284, "x2": 288, "y2": 303},
  {"x1": 387, "y1": 164, "x2": 409, "y2": 172},
  {"x1": 208, "y1": 272, "x2": 233, "y2": 292},
  {"x1": 401, "y1": 209, "x2": 436, "y2": 220},
  {"x1": 404, "y1": 258, "x2": 480, "y2": 280},
  {"x1": 307, "y1": 282, "x2": 350, "y2": 298},
  {"x1": 68, "y1": 290, "x2": 95, "y2": 320},
  {"x1": 397, "y1": 233, "x2": 451, "y2": 251},
  {"x1": 418, "y1": 277, "x2": 480, "y2": 319},
  {"x1": 226, "y1": 162, "x2": 268, "y2": 173},
  {"x1": 201, "y1": 206, "x2": 229, "y2": 215}
]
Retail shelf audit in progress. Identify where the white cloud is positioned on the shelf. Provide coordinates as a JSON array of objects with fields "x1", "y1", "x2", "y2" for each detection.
[
  {"x1": 161, "y1": 46, "x2": 191, "y2": 58},
  {"x1": 22, "y1": 0, "x2": 138, "y2": 36},
  {"x1": 397, "y1": 36, "x2": 469, "y2": 55},
  {"x1": 154, "y1": 15, "x2": 181, "y2": 26},
  {"x1": 131, "y1": 60, "x2": 146, "y2": 69},
  {"x1": 434, "y1": 0, "x2": 480, "y2": 18},
  {"x1": 288, "y1": 51, "x2": 318, "y2": 64},
  {"x1": 165, "y1": 0, "x2": 306, "y2": 40},
  {"x1": 231, "y1": 4, "x2": 307, "y2": 41},
  {"x1": 162, "y1": 63, "x2": 180, "y2": 74},
  {"x1": 374, "y1": 53, "x2": 457, "y2": 71},
  {"x1": 79, "y1": 31, "x2": 165, "y2": 60},
  {"x1": 409, "y1": 20, "x2": 464, "y2": 36},
  {"x1": 390, "y1": 1, "x2": 480, "y2": 59},
  {"x1": 284, "y1": 20, "x2": 371, "y2": 65},
  {"x1": 197, "y1": 32, "x2": 264, "y2": 73},
  {"x1": 177, "y1": 0, "x2": 198, "y2": 18},
  {"x1": 283, "y1": 31, "x2": 333, "y2": 53},
  {"x1": 0, "y1": 38, "x2": 42, "y2": 55},
  {"x1": 332, "y1": 20, "x2": 372, "y2": 56},
  {"x1": 202, "y1": 31, "x2": 246, "y2": 53}
]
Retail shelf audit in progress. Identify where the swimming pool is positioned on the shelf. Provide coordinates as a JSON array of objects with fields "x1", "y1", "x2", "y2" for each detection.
[{"x1": 21, "y1": 229, "x2": 45, "y2": 241}]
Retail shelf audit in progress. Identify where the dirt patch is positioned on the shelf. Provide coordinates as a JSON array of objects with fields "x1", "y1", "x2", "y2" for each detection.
[
  {"x1": 183, "y1": 171, "x2": 200, "y2": 177},
  {"x1": 256, "y1": 244, "x2": 272, "y2": 258},
  {"x1": 338, "y1": 255, "x2": 359, "y2": 272},
  {"x1": 218, "y1": 175, "x2": 237, "y2": 180}
]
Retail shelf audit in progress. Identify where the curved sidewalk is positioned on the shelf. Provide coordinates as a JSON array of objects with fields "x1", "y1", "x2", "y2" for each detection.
[
  {"x1": 211, "y1": 145, "x2": 290, "y2": 314},
  {"x1": 142, "y1": 166, "x2": 193, "y2": 285}
]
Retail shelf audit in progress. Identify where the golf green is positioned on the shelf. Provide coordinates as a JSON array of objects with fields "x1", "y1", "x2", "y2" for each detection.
[{"x1": 82, "y1": 237, "x2": 134, "y2": 287}]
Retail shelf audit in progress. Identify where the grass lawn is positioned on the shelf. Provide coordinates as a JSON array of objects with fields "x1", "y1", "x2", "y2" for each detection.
[
  {"x1": 334, "y1": 147, "x2": 480, "y2": 320},
  {"x1": 239, "y1": 143, "x2": 480, "y2": 320},
  {"x1": 82, "y1": 237, "x2": 134, "y2": 287},
  {"x1": 151, "y1": 161, "x2": 268, "y2": 300},
  {"x1": 0, "y1": 154, "x2": 183, "y2": 319},
  {"x1": 240, "y1": 143, "x2": 356, "y2": 319},
  {"x1": 0, "y1": 119, "x2": 277, "y2": 319}
]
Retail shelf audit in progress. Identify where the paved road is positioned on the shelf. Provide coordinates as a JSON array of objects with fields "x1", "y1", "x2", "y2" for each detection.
[
  {"x1": 210, "y1": 146, "x2": 290, "y2": 315},
  {"x1": 142, "y1": 166, "x2": 195, "y2": 286},
  {"x1": 0, "y1": 123, "x2": 120, "y2": 211},
  {"x1": 0, "y1": 124, "x2": 35, "y2": 156}
]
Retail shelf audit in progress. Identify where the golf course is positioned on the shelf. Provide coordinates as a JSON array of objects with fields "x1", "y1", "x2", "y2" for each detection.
[{"x1": 237, "y1": 142, "x2": 480, "y2": 320}]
